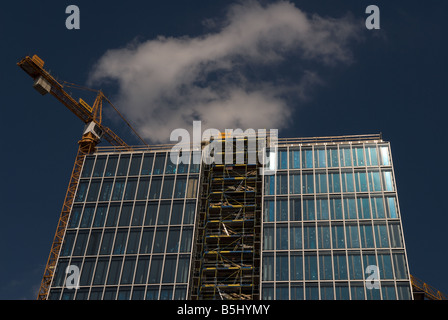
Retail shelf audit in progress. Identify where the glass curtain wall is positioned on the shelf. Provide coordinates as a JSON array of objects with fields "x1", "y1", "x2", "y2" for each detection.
[
  {"x1": 48, "y1": 150, "x2": 201, "y2": 300},
  {"x1": 261, "y1": 142, "x2": 412, "y2": 300}
]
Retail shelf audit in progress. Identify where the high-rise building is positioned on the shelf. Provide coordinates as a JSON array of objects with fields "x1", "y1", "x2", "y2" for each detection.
[{"x1": 46, "y1": 133, "x2": 413, "y2": 300}]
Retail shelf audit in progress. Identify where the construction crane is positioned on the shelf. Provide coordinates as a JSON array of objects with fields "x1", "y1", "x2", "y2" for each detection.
[
  {"x1": 17, "y1": 54, "x2": 147, "y2": 300},
  {"x1": 411, "y1": 275, "x2": 448, "y2": 300}
]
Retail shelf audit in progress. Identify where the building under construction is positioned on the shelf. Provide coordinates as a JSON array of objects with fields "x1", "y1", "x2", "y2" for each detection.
[{"x1": 18, "y1": 55, "x2": 447, "y2": 301}]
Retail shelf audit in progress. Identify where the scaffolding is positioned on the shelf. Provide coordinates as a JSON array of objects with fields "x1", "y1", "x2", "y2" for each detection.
[{"x1": 190, "y1": 137, "x2": 263, "y2": 300}]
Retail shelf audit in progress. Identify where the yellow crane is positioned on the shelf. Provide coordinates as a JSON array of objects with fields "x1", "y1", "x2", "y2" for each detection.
[{"x1": 18, "y1": 54, "x2": 147, "y2": 300}]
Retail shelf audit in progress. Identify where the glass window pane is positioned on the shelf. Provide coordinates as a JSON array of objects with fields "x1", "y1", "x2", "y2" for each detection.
[
  {"x1": 149, "y1": 177, "x2": 162, "y2": 199},
  {"x1": 330, "y1": 198, "x2": 343, "y2": 220},
  {"x1": 174, "y1": 176, "x2": 187, "y2": 198},
  {"x1": 302, "y1": 149, "x2": 313, "y2": 168},
  {"x1": 331, "y1": 225, "x2": 345, "y2": 249},
  {"x1": 317, "y1": 224, "x2": 331, "y2": 249},
  {"x1": 180, "y1": 227, "x2": 193, "y2": 252},
  {"x1": 348, "y1": 253, "x2": 363, "y2": 280},
  {"x1": 117, "y1": 155, "x2": 130, "y2": 176},
  {"x1": 119, "y1": 204, "x2": 133, "y2": 227},
  {"x1": 153, "y1": 227, "x2": 167, "y2": 253},
  {"x1": 139, "y1": 228, "x2": 154, "y2": 254},
  {"x1": 290, "y1": 224, "x2": 302, "y2": 249},
  {"x1": 316, "y1": 198, "x2": 329, "y2": 220},
  {"x1": 276, "y1": 174, "x2": 288, "y2": 195},
  {"x1": 263, "y1": 225, "x2": 274, "y2": 250},
  {"x1": 380, "y1": 146, "x2": 390, "y2": 165},
  {"x1": 104, "y1": 155, "x2": 118, "y2": 177},
  {"x1": 61, "y1": 231, "x2": 75, "y2": 256},
  {"x1": 129, "y1": 154, "x2": 142, "y2": 176},
  {"x1": 111, "y1": 179, "x2": 126, "y2": 201},
  {"x1": 99, "y1": 230, "x2": 114, "y2": 255},
  {"x1": 176, "y1": 255, "x2": 190, "y2": 283},
  {"x1": 393, "y1": 253, "x2": 408, "y2": 279},
  {"x1": 184, "y1": 201, "x2": 196, "y2": 225},
  {"x1": 86, "y1": 230, "x2": 102, "y2": 255},
  {"x1": 303, "y1": 199, "x2": 315, "y2": 220},
  {"x1": 382, "y1": 171, "x2": 394, "y2": 191},
  {"x1": 346, "y1": 224, "x2": 360, "y2": 248},
  {"x1": 303, "y1": 224, "x2": 316, "y2": 249},
  {"x1": 262, "y1": 254, "x2": 274, "y2": 281},
  {"x1": 141, "y1": 153, "x2": 154, "y2": 175},
  {"x1": 75, "y1": 181, "x2": 89, "y2": 202},
  {"x1": 360, "y1": 223, "x2": 374, "y2": 248},
  {"x1": 153, "y1": 153, "x2": 166, "y2": 174},
  {"x1": 276, "y1": 224, "x2": 288, "y2": 250},
  {"x1": 93, "y1": 205, "x2": 107, "y2": 227},
  {"x1": 123, "y1": 178, "x2": 137, "y2": 201},
  {"x1": 374, "y1": 223, "x2": 389, "y2": 248},
  {"x1": 289, "y1": 149, "x2": 300, "y2": 169},
  {"x1": 126, "y1": 229, "x2": 141, "y2": 254},
  {"x1": 289, "y1": 198, "x2": 301, "y2": 221},
  {"x1": 86, "y1": 180, "x2": 101, "y2": 202},
  {"x1": 389, "y1": 223, "x2": 403, "y2": 248},
  {"x1": 171, "y1": 202, "x2": 184, "y2": 225},
  {"x1": 302, "y1": 173, "x2": 314, "y2": 194},
  {"x1": 263, "y1": 200, "x2": 275, "y2": 222},
  {"x1": 319, "y1": 254, "x2": 333, "y2": 280},
  {"x1": 145, "y1": 203, "x2": 158, "y2": 225},
  {"x1": 304, "y1": 254, "x2": 317, "y2": 280},
  {"x1": 80, "y1": 205, "x2": 95, "y2": 228},
  {"x1": 265, "y1": 176, "x2": 275, "y2": 195},
  {"x1": 328, "y1": 172, "x2": 341, "y2": 193},
  {"x1": 344, "y1": 198, "x2": 357, "y2": 219},
  {"x1": 166, "y1": 227, "x2": 180, "y2": 253},
  {"x1": 290, "y1": 253, "x2": 303, "y2": 280},
  {"x1": 366, "y1": 146, "x2": 378, "y2": 166},
  {"x1": 93, "y1": 258, "x2": 109, "y2": 286},
  {"x1": 315, "y1": 172, "x2": 327, "y2": 193},
  {"x1": 92, "y1": 156, "x2": 107, "y2": 177},
  {"x1": 276, "y1": 253, "x2": 288, "y2": 281},
  {"x1": 342, "y1": 172, "x2": 354, "y2": 192},
  {"x1": 186, "y1": 177, "x2": 198, "y2": 198},
  {"x1": 107, "y1": 257, "x2": 123, "y2": 285},
  {"x1": 132, "y1": 203, "x2": 145, "y2": 226},
  {"x1": 81, "y1": 156, "x2": 95, "y2": 178},
  {"x1": 276, "y1": 200, "x2": 288, "y2": 221},
  {"x1": 121, "y1": 257, "x2": 136, "y2": 284},
  {"x1": 327, "y1": 147, "x2": 339, "y2": 167},
  {"x1": 157, "y1": 202, "x2": 170, "y2": 225},
  {"x1": 134, "y1": 257, "x2": 150, "y2": 284},
  {"x1": 314, "y1": 148, "x2": 326, "y2": 168},
  {"x1": 333, "y1": 253, "x2": 348, "y2": 280},
  {"x1": 148, "y1": 256, "x2": 163, "y2": 284},
  {"x1": 73, "y1": 231, "x2": 88, "y2": 256},
  {"x1": 162, "y1": 255, "x2": 177, "y2": 283},
  {"x1": 68, "y1": 206, "x2": 83, "y2": 228},
  {"x1": 162, "y1": 177, "x2": 174, "y2": 199},
  {"x1": 357, "y1": 197, "x2": 371, "y2": 219},
  {"x1": 113, "y1": 229, "x2": 128, "y2": 254}
]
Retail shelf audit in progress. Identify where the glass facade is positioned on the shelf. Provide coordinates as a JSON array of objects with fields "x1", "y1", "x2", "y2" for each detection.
[
  {"x1": 46, "y1": 136, "x2": 412, "y2": 300},
  {"x1": 261, "y1": 142, "x2": 412, "y2": 300},
  {"x1": 48, "y1": 150, "x2": 201, "y2": 300}
]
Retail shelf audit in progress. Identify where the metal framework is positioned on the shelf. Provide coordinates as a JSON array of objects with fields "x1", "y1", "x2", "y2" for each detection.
[
  {"x1": 411, "y1": 275, "x2": 448, "y2": 300},
  {"x1": 190, "y1": 137, "x2": 262, "y2": 299},
  {"x1": 17, "y1": 55, "x2": 146, "y2": 299}
]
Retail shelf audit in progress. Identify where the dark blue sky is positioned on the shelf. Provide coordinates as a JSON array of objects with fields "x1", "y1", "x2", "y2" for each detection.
[{"x1": 1, "y1": 0, "x2": 447, "y2": 299}]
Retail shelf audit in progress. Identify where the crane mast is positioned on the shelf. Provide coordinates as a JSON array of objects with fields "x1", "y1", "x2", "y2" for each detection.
[{"x1": 18, "y1": 55, "x2": 141, "y2": 299}]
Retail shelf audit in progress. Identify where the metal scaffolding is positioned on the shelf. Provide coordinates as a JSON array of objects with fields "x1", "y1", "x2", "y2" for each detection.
[{"x1": 190, "y1": 137, "x2": 262, "y2": 300}]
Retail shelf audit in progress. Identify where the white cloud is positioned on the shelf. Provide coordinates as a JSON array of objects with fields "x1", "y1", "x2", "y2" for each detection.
[{"x1": 89, "y1": 0, "x2": 360, "y2": 143}]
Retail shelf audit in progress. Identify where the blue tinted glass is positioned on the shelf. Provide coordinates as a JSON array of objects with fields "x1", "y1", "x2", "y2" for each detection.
[{"x1": 289, "y1": 150, "x2": 300, "y2": 169}]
